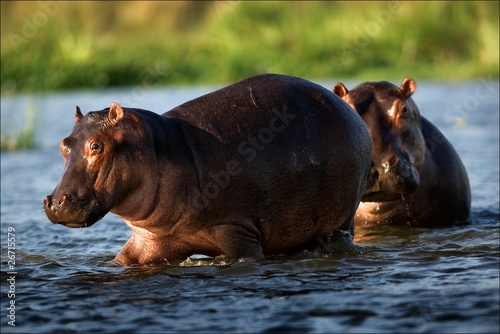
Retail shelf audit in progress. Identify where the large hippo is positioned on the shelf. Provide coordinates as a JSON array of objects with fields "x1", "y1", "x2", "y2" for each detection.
[
  {"x1": 333, "y1": 78, "x2": 470, "y2": 227},
  {"x1": 44, "y1": 74, "x2": 372, "y2": 265}
]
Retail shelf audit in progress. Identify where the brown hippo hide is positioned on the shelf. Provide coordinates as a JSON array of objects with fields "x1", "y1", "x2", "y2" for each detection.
[
  {"x1": 44, "y1": 74, "x2": 372, "y2": 265},
  {"x1": 333, "y1": 78, "x2": 471, "y2": 227}
]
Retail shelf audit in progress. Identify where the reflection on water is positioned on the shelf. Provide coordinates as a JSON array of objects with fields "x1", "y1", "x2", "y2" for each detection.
[{"x1": 1, "y1": 81, "x2": 499, "y2": 333}]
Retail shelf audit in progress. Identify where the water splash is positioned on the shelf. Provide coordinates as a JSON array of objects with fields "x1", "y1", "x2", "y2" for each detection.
[{"x1": 401, "y1": 194, "x2": 411, "y2": 225}]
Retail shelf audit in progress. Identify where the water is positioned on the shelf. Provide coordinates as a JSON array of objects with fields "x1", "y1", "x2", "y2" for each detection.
[{"x1": 1, "y1": 79, "x2": 499, "y2": 333}]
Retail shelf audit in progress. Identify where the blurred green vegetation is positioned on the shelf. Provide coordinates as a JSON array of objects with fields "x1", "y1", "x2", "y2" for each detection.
[
  {"x1": 1, "y1": 1, "x2": 498, "y2": 94},
  {"x1": 0, "y1": 104, "x2": 36, "y2": 151}
]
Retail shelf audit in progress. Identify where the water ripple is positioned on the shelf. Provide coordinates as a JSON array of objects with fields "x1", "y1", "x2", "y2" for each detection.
[{"x1": 1, "y1": 83, "x2": 498, "y2": 333}]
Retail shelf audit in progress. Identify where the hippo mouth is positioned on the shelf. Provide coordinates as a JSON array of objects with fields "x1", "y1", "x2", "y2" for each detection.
[
  {"x1": 362, "y1": 160, "x2": 419, "y2": 202},
  {"x1": 44, "y1": 194, "x2": 107, "y2": 228}
]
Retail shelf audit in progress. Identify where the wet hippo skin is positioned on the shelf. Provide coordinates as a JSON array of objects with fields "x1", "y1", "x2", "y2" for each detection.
[
  {"x1": 44, "y1": 74, "x2": 372, "y2": 265},
  {"x1": 333, "y1": 78, "x2": 471, "y2": 227}
]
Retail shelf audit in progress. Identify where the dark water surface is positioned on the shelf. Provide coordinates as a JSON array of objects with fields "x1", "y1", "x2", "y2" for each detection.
[{"x1": 1, "y1": 80, "x2": 499, "y2": 333}]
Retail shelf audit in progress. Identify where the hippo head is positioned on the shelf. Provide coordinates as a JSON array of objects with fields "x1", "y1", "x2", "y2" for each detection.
[
  {"x1": 44, "y1": 103, "x2": 158, "y2": 228},
  {"x1": 333, "y1": 78, "x2": 425, "y2": 202}
]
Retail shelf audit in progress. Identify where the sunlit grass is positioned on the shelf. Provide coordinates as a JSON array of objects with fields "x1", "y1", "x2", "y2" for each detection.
[
  {"x1": 0, "y1": 1, "x2": 498, "y2": 93},
  {"x1": 1, "y1": 105, "x2": 37, "y2": 151}
]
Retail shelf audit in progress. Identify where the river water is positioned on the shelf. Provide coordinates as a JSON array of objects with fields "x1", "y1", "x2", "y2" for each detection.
[{"x1": 1, "y1": 79, "x2": 499, "y2": 333}]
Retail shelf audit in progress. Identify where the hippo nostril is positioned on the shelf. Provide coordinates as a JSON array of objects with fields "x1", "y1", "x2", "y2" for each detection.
[
  {"x1": 389, "y1": 155, "x2": 399, "y2": 166},
  {"x1": 399, "y1": 150, "x2": 411, "y2": 162},
  {"x1": 58, "y1": 195, "x2": 67, "y2": 205},
  {"x1": 382, "y1": 155, "x2": 399, "y2": 173}
]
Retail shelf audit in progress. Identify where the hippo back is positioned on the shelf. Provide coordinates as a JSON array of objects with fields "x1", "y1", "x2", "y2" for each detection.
[{"x1": 164, "y1": 74, "x2": 371, "y2": 253}]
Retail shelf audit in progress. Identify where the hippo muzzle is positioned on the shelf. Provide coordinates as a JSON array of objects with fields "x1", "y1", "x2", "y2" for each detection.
[
  {"x1": 44, "y1": 193, "x2": 106, "y2": 228},
  {"x1": 362, "y1": 152, "x2": 420, "y2": 202}
]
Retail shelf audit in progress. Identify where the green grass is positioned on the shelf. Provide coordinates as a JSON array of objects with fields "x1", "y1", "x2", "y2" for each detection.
[
  {"x1": 1, "y1": 1, "x2": 498, "y2": 94},
  {"x1": 1, "y1": 105, "x2": 37, "y2": 151}
]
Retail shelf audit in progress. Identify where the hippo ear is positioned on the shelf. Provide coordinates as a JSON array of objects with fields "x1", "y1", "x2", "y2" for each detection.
[
  {"x1": 75, "y1": 106, "x2": 83, "y2": 124},
  {"x1": 400, "y1": 78, "x2": 416, "y2": 99},
  {"x1": 108, "y1": 102, "x2": 124, "y2": 125},
  {"x1": 333, "y1": 83, "x2": 349, "y2": 98}
]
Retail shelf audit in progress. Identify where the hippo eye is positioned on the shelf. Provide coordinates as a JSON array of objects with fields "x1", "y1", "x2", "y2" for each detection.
[
  {"x1": 400, "y1": 106, "x2": 409, "y2": 117},
  {"x1": 90, "y1": 142, "x2": 101, "y2": 152}
]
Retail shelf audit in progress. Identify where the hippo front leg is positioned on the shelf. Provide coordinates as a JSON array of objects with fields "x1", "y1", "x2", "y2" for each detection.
[
  {"x1": 114, "y1": 247, "x2": 136, "y2": 266},
  {"x1": 212, "y1": 223, "x2": 265, "y2": 260},
  {"x1": 113, "y1": 235, "x2": 161, "y2": 266},
  {"x1": 114, "y1": 234, "x2": 192, "y2": 266}
]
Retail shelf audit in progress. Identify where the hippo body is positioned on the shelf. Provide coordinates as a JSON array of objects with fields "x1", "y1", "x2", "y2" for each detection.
[
  {"x1": 44, "y1": 74, "x2": 372, "y2": 265},
  {"x1": 333, "y1": 78, "x2": 471, "y2": 227}
]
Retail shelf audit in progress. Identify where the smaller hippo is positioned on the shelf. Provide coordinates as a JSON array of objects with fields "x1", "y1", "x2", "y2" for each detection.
[
  {"x1": 44, "y1": 74, "x2": 372, "y2": 265},
  {"x1": 333, "y1": 78, "x2": 470, "y2": 227}
]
